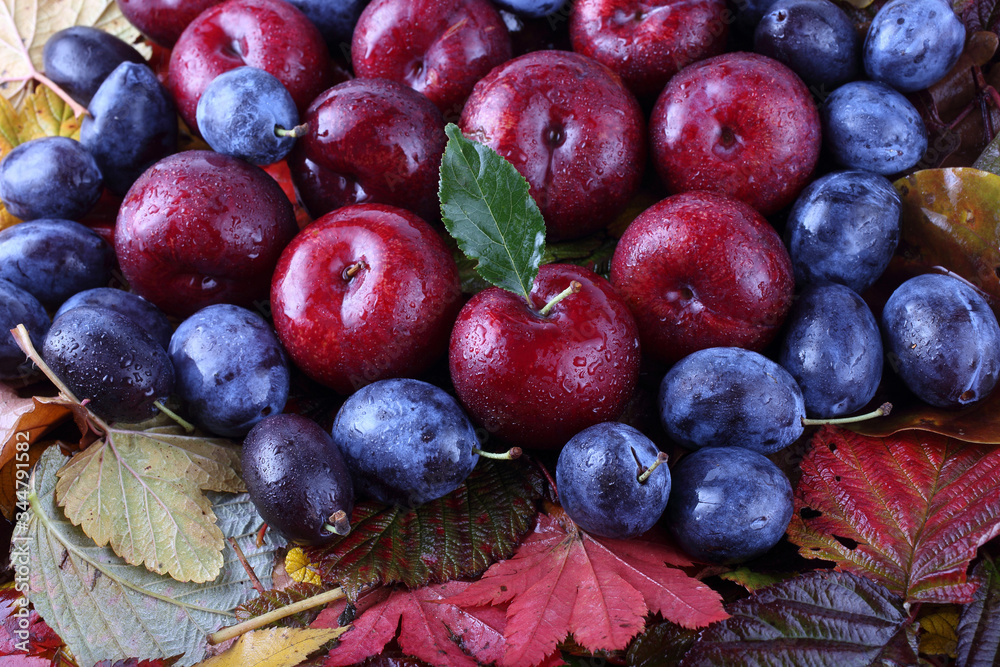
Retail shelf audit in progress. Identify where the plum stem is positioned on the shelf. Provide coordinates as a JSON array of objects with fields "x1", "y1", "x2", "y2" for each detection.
[
  {"x1": 208, "y1": 586, "x2": 347, "y2": 644},
  {"x1": 323, "y1": 510, "x2": 351, "y2": 536},
  {"x1": 801, "y1": 402, "x2": 893, "y2": 427},
  {"x1": 637, "y1": 452, "x2": 669, "y2": 484},
  {"x1": 154, "y1": 401, "x2": 195, "y2": 433},
  {"x1": 275, "y1": 122, "x2": 309, "y2": 138},
  {"x1": 473, "y1": 446, "x2": 522, "y2": 461},
  {"x1": 539, "y1": 281, "x2": 581, "y2": 316}
]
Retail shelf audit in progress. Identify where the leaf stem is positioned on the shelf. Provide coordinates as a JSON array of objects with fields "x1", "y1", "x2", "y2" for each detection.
[
  {"x1": 473, "y1": 446, "x2": 522, "y2": 460},
  {"x1": 637, "y1": 452, "x2": 669, "y2": 484},
  {"x1": 538, "y1": 281, "x2": 581, "y2": 316},
  {"x1": 31, "y1": 73, "x2": 88, "y2": 118},
  {"x1": 208, "y1": 586, "x2": 347, "y2": 645},
  {"x1": 228, "y1": 537, "x2": 265, "y2": 594},
  {"x1": 801, "y1": 402, "x2": 893, "y2": 427},
  {"x1": 154, "y1": 401, "x2": 195, "y2": 432}
]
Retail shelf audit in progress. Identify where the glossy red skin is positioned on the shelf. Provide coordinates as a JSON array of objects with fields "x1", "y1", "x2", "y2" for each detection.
[
  {"x1": 167, "y1": 0, "x2": 332, "y2": 132},
  {"x1": 649, "y1": 52, "x2": 820, "y2": 216},
  {"x1": 570, "y1": 0, "x2": 729, "y2": 97},
  {"x1": 288, "y1": 78, "x2": 447, "y2": 223},
  {"x1": 610, "y1": 190, "x2": 794, "y2": 365},
  {"x1": 351, "y1": 0, "x2": 511, "y2": 120},
  {"x1": 115, "y1": 151, "x2": 297, "y2": 318},
  {"x1": 116, "y1": 0, "x2": 224, "y2": 47},
  {"x1": 459, "y1": 51, "x2": 646, "y2": 242},
  {"x1": 449, "y1": 263, "x2": 640, "y2": 449},
  {"x1": 271, "y1": 203, "x2": 462, "y2": 394}
]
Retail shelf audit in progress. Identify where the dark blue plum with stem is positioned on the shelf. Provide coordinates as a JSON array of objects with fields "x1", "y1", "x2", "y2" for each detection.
[
  {"x1": 42, "y1": 306, "x2": 175, "y2": 424},
  {"x1": 242, "y1": 413, "x2": 355, "y2": 545},
  {"x1": 882, "y1": 274, "x2": 1000, "y2": 408},
  {"x1": 42, "y1": 26, "x2": 145, "y2": 106},
  {"x1": 81, "y1": 61, "x2": 178, "y2": 196},
  {"x1": 785, "y1": 169, "x2": 901, "y2": 293},
  {"x1": 492, "y1": 0, "x2": 568, "y2": 18},
  {"x1": 0, "y1": 137, "x2": 103, "y2": 221},
  {"x1": 168, "y1": 304, "x2": 290, "y2": 437},
  {"x1": 754, "y1": 0, "x2": 859, "y2": 91},
  {"x1": 331, "y1": 378, "x2": 480, "y2": 507},
  {"x1": 285, "y1": 0, "x2": 366, "y2": 56},
  {"x1": 55, "y1": 287, "x2": 173, "y2": 350},
  {"x1": 821, "y1": 81, "x2": 927, "y2": 175},
  {"x1": 779, "y1": 284, "x2": 883, "y2": 418},
  {"x1": 0, "y1": 280, "x2": 49, "y2": 381},
  {"x1": 0, "y1": 219, "x2": 112, "y2": 308},
  {"x1": 659, "y1": 347, "x2": 805, "y2": 454},
  {"x1": 196, "y1": 67, "x2": 301, "y2": 166},
  {"x1": 556, "y1": 422, "x2": 670, "y2": 539},
  {"x1": 667, "y1": 446, "x2": 794, "y2": 563},
  {"x1": 864, "y1": 0, "x2": 965, "y2": 93}
]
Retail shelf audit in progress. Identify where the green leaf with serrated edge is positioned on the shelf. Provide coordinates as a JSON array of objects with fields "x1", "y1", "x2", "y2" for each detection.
[
  {"x1": 54, "y1": 425, "x2": 244, "y2": 583},
  {"x1": 957, "y1": 556, "x2": 1000, "y2": 666},
  {"x1": 235, "y1": 582, "x2": 326, "y2": 628},
  {"x1": 717, "y1": 567, "x2": 795, "y2": 592},
  {"x1": 973, "y1": 132, "x2": 1000, "y2": 176},
  {"x1": 626, "y1": 621, "x2": 697, "y2": 667},
  {"x1": 26, "y1": 446, "x2": 286, "y2": 667},
  {"x1": 438, "y1": 123, "x2": 546, "y2": 303},
  {"x1": 303, "y1": 457, "x2": 546, "y2": 599},
  {"x1": 680, "y1": 572, "x2": 911, "y2": 666}
]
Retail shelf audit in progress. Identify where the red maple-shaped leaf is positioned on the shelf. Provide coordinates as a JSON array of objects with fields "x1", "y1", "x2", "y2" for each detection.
[
  {"x1": 313, "y1": 581, "x2": 560, "y2": 667},
  {"x1": 788, "y1": 426, "x2": 1000, "y2": 603},
  {"x1": 446, "y1": 511, "x2": 727, "y2": 667}
]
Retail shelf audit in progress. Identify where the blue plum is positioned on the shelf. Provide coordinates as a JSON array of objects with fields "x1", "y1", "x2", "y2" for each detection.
[
  {"x1": 242, "y1": 413, "x2": 355, "y2": 545},
  {"x1": 285, "y1": 0, "x2": 366, "y2": 55},
  {"x1": 821, "y1": 81, "x2": 927, "y2": 174},
  {"x1": 785, "y1": 169, "x2": 901, "y2": 293},
  {"x1": 196, "y1": 67, "x2": 301, "y2": 166},
  {"x1": 42, "y1": 26, "x2": 145, "y2": 105},
  {"x1": 754, "y1": 0, "x2": 860, "y2": 92},
  {"x1": 81, "y1": 62, "x2": 178, "y2": 196},
  {"x1": 331, "y1": 378, "x2": 480, "y2": 507},
  {"x1": 42, "y1": 306, "x2": 175, "y2": 424},
  {"x1": 864, "y1": 0, "x2": 965, "y2": 93},
  {"x1": 0, "y1": 137, "x2": 103, "y2": 221},
  {"x1": 55, "y1": 288, "x2": 172, "y2": 350},
  {"x1": 0, "y1": 219, "x2": 112, "y2": 308},
  {"x1": 882, "y1": 274, "x2": 1000, "y2": 408},
  {"x1": 778, "y1": 284, "x2": 883, "y2": 418},
  {"x1": 556, "y1": 422, "x2": 671, "y2": 539},
  {"x1": 659, "y1": 347, "x2": 805, "y2": 454},
  {"x1": 492, "y1": 0, "x2": 568, "y2": 18},
  {"x1": 0, "y1": 280, "x2": 49, "y2": 381},
  {"x1": 168, "y1": 304, "x2": 290, "y2": 437},
  {"x1": 667, "y1": 447, "x2": 793, "y2": 563}
]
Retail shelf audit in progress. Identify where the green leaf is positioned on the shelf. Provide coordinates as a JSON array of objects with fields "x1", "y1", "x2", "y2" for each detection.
[
  {"x1": 26, "y1": 446, "x2": 285, "y2": 667},
  {"x1": 680, "y1": 572, "x2": 913, "y2": 666},
  {"x1": 54, "y1": 425, "x2": 245, "y2": 583},
  {"x1": 717, "y1": 567, "x2": 795, "y2": 593},
  {"x1": 302, "y1": 457, "x2": 546, "y2": 599},
  {"x1": 957, "y1": 556, "x2": 1000, "y2": 666},
  {"x1": 626, "y1": 621, "x2": 698, "y2": 666},
  {"x1": 438, "y1": 122, "x2": 546, "y2": 303}
]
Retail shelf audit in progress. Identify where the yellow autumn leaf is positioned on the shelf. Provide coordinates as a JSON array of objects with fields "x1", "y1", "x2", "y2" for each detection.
[
  {"x1": 919, "y1": 607, "x2": 960, "y2": 658},
  {"x1": 0, "y1": 0, "x2": 148, "y2": 112},
  {"x1": 53, "y1": 425, "x2": 245, "y2": 583},
  {"x1": 199, "y1": 627, "x2": 347, "y2": 667},
  {"x1": 285, "y1": 547, "x2": 322, "y2": 586}
]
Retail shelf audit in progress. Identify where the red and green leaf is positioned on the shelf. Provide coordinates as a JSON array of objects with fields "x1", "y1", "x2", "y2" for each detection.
[
  {"x1": 957, "y1": 556, "x2": 1000, "y2": 665},
  {"x1": 447, "y1": 510, "x2": 727, "y2": 667},
  {"x1": 235, "y1": 581, "x2": 327, "y2": 628},
  {"x1": 303, "y1": 458, "x2": 546, "y2": 598},
  {"x1": 788, "y1": 427, "x2": 1000, "y2": 603},
  {"x1": 680, "y1": 572, "x2": 914, "y2": 666}
]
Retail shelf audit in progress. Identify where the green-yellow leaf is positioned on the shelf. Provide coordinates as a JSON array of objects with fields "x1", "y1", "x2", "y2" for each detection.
[
  {"x1": 919, "y1": 606, "x2": 960, "y2": 657},
  {"x1": 0, "y1": 0, "x2": 147, "y2": 111},
  {"x1": 54, "y1": 425, "x2": 245, "y2": 583},
  {"x1": 199, "y1": 627, "x2": 348, "y2": 667}
]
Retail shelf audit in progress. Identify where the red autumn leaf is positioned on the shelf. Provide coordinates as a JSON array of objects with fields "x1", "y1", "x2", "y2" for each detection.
[
  {"x1": 313, "y1": 581, "x2": 548, "y2": 667},
  {"x1": 788, "y1": 426, "x2": 1000, "y2": 603},
  {"x1": 446, "y1": 511, "x2": 727, "y2": 667}
]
